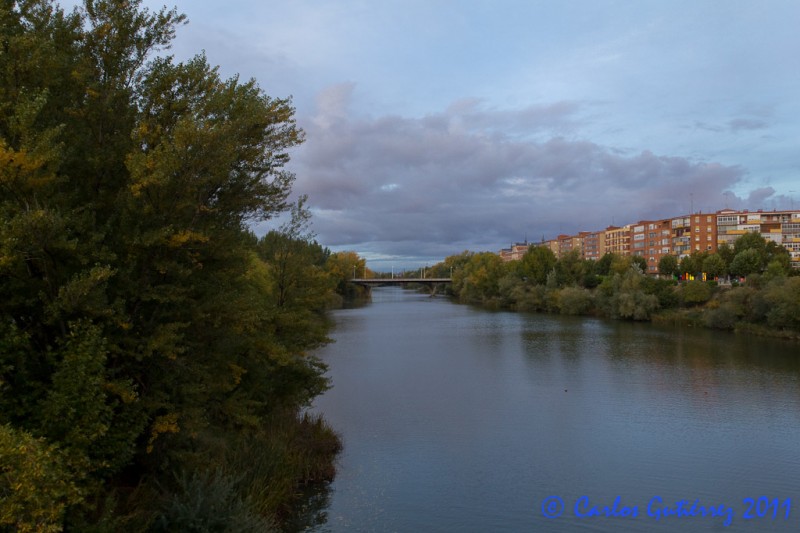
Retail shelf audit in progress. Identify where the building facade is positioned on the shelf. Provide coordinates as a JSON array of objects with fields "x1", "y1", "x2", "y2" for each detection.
[{"x1": 499, "y1": 209, "x2": 800, "y2": 272}]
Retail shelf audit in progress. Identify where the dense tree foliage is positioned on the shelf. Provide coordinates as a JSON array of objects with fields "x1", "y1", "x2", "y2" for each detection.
[
  {"x1": 437, "y1": 236, "x2": 799, "y2": 336},
  {"x1": 0, "y1": 1, "x2": 353, "y2": 529}
]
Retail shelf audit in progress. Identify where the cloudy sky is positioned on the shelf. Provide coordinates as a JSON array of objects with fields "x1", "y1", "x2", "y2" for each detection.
[{"x1": 66, "y1": 1, "x2": 800, "y2": 269}]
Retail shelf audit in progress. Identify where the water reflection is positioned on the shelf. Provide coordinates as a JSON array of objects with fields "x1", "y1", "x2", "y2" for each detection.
[{"x1": 308, "y1": 287, "x2": 800, "y2": 532}]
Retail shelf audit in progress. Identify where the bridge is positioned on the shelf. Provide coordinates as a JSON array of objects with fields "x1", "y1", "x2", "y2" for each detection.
[
  {"x1": 350, "y1": 277, "x2": 452, "y2": 295},
  {"x1": 351, "y1": 277, "x2": 451, "y2": 286}
]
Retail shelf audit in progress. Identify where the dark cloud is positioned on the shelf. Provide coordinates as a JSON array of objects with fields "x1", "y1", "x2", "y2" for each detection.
[
  {"x1": 745, "y1": 186, "x2": 776, "y2": 206},
  {"x1": 728, "y1": 118, "x2": 769, "y2": 132},
  {"x1": 291, "y1": 85, "x2": 752, "y2": 267}
]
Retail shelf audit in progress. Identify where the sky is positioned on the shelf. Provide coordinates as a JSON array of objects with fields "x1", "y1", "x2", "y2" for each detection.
[{"x1": 63, "y1": 1, "x2": 800, "y2": 270}]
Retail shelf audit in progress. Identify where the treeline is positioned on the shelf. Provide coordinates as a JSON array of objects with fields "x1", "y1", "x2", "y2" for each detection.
[
  {"x1": 0, "y1": 1, "x2": 361, "y2": 530},
  {"x1": 426, "y1": 233, "x2": 800, "y2": 336}
]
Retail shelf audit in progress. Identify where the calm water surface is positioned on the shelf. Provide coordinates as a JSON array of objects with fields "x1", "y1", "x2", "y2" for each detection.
[{"x1": 308, "y1": 287, "x2": 800, "y2": 532}]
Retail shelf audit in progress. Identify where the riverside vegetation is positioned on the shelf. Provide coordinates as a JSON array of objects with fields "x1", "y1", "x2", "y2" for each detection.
[
  {"x1": 421, "y1": 232, "x2": 800, "y2": 339},
  {"x1": 0, "y1": 1, "x2": 370, "y2": 530}
]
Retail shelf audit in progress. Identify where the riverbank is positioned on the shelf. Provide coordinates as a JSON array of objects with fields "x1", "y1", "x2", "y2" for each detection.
[{"x1": 425, "y1": 265, "x2": 800, "y2": 342}]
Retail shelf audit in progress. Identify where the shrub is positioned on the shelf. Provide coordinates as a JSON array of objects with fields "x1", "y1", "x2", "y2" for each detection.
[
  {"x1": 682, "y1": 280, "x2": 713, "y2": 306},
  {"x1": 558, "y1": 287, "x2": 594, "y2": 315},
  {"x1": 0, "y1": 425, "x2": 81, "y2": 533},
  {"x1": 705, "y1": 303, "x2": 738, "y2": 330}
]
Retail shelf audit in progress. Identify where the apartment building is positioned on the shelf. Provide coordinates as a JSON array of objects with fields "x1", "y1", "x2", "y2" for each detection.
[
  {"x1": 604, "y1": 225, "x2": 631, "y2": 256},
  {"x1": 627, "y1": 220, "x2": 667, "y2": 274},
  {"x1": 556, "y1": 234, "x2": 574, "y2": 258},
  {"x1": 582, "y1": 230, "x2": 605, "y2": 261},
  {"x1": 500, "y1": 208, "x2": 800, "y2": 271},
  {"x1": 717, "y1": 209, "x2": 800, "y2": 267},
  {"x1": 672, "y1": 213, "x2": 717, "y2": 258},
  {"x1": 499, "y1": 241, "x2": 531, "y2": 262}
]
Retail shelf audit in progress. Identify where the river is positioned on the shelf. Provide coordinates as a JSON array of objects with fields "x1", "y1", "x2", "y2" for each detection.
[{"x1": 306, "y1": 286, "x2": 800, "y2": 532}]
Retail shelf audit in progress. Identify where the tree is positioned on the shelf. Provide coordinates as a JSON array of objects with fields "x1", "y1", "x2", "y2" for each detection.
[
  {"x1": 1, "y1": 1, "x2": 336, "y2": 527},
  {"x1": 595, "y1": 253, "x2": 615, "y2": 276},
  {"x1": 733, "y1": 231, "x2": 767, "y2": 258},
  {"x1": 552, "y1": 249, "x2": 586, "y2": 287},
  {"x1": 682, "y1": 280, "x2": 712, "y2": 305},
  {"x1": 454, "y1": 252, "x2": 506, "y2": 303},
  {"x1": 658, "y1": 254, "x2": 678, "y2": 277},
  {"x1": 326, "y1": 251, "x2": 368, "y2": 297},
  {"x1": 679, "y1": 254, "x2": 700, "y2": 278},
  {"x1": 730, "y1": 249, "x2": 763, "y2": 277},
  {"x1": 717, "y1": 243, "x2": 735, "y2": 268},
  {"x1": 598, "y1": 267, "x2": 659, "y2": 320},
  {"x1": 702, "y1": 253, "x2": 727, "y2": 279},
  {"x1": 631, "y1": 255, "x2": 647, "y2": 273},
  {"x1": 519, "y1": 245, "x2": 557, "y2": 285}
]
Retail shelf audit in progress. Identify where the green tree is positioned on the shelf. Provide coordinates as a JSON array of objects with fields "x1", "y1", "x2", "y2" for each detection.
[
  {"x1": 326, "y1": 250, "x2": 368, "y2": 298},
  {"x1": 730, "y1": 249, "x2": 763, "y2": 277},
  {"x1": 733, "y1": 231, "x2": 767, "y2": 258},
  {"x1": 553, "y1": 249, "x2": 585, "y2": 287},
  {"x1": 658, "y1": 254, "x2": 678, "y2": 277},
  {"x1": 702, "y1": 253, "x2": 727, "y2": 279},
  {"x1": 631, "y1": 255, "x2": 647, "y2": 273},
  {"x1": 598, "y1": 267, "x2": 659, "y2": 320},
  {"x1": 717, "y1": 243, "x2": 735, "y2": 268},
  {"x1": 679, "y1": 254, "x2": 700, "y2": 278},
  {"x1": 0, "y1": 1, "x2": 337, "y2": 527},
  {"x1": 682, "y1": 280, "x2": 713, "y2": 306},
  {"x1": 453, "y1": 252, "x2": 506, "y2": 303},
  {"x1": 595, "y1": 252, "x2": 616, "y2": 276},
  {"x1": 764, "y1": 277, "x2": 800, "y2": 330},
  {"x1": 0, "y1": 424, "x2": 81, "y2": 533},
  {"x1": 518, "y1": 245, "x2": 557, "y2": 285}
]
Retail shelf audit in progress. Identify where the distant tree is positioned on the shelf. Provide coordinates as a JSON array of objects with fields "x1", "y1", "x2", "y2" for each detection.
[
  {"x1": 595, "y1": 253, "x2": 615, "y2": 276},
  {"x1": 326, "y1": 251, "x2": 367, "y2": 295},
  {"x1": 598, "y1": 268, "x2": 659, "y2": 320},
  {"x1": 702, "y1": 254, "x2": 727, "y2": 279},
  {"x1": 519, "y1": 246, "x2": 557, "y2": 285},
  {"x1": 717, "y1": 242, "x2": 735, "y2": 267},
  {"x1": 658, "y1": 255, "x2": 678, "y2": 277},
  {"x1": 730, "y1": 249, "x2": 763, "y2": 277},
  {"x1": 554, "y1": 249, "x2": 585, "y2": 286},
  {"x1": 682, "y1": 280, "x2": 713, "y2": 305},
  {"x1": 679, "y1": 254, "x2": 700, "y2": 278},
  {"x1": 765, "y1": 240, "x2": 792, "y2": 271},
  {"x1": 454, "y1": 252, "x2": 506, "y2": 303},
  {"x1": 733, "y1": 232, "x2": 767, "y2": 257},
  {"x1": 631, "y1": 255, "x2": 647, "y2": 273}
]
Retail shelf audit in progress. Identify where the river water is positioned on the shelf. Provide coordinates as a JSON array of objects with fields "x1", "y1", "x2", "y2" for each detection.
[{"x1": 307, "y1": 287, "x2": 800, "y2": 532}]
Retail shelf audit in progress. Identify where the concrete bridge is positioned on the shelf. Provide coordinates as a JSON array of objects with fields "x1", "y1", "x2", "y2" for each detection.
[{"x1": 350, "y1": 277, "x2": 452, "y2": 295}]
